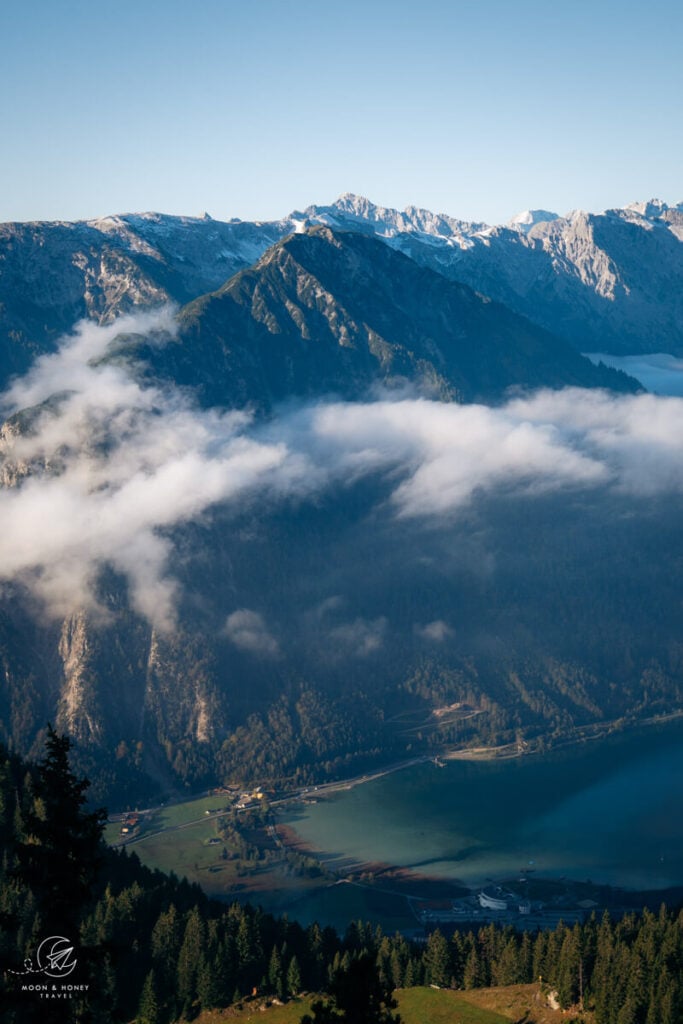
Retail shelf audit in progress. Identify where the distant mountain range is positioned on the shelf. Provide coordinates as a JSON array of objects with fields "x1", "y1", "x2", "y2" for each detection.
[
  {"x1": 293, "y1": 195, "x2": 683, "y2": 357},
  {"x1": 2, "y1": 193, "x2": 682, "y2": 392}
]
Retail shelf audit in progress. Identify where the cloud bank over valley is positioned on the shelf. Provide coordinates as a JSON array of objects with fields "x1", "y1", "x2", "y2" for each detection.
[{"x1": 1, "y1": 311, "x2": 683, "y2": 628}]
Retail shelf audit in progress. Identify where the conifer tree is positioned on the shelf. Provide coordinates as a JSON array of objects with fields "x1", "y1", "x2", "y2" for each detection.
[
  {"x1": 463, "y1": 946, "x2": 483, "y2": 990},
  {"x1": 137, "y1": 970, "x2": 160, "y2": 1024},
  {"x1": 302, "y1": 952, "x2": 401, "y2": 1024},
  {"x1": 14, "y1": 725, "x2": 106, "y2": 936},
  {"x1": 389, "y1": 947, "x2": 404, "y2": 990},
  {"x1": 269, "y1": 944, "x2": 285, "y2": 999},
  {"x1": 197, "y1": 953, "x2": 221, "y2": 1011},
  {"x1": 424, "y1": 929, "x2": 451, "y2": 987},
  {"x1": 494, "y1": 936, "x2": 523, "y2": 987},
  {"x1": 151, "y1": 903, "x2": 181, "y2": 1018},
  {"x1": 287, "y1": 954, "x2": 302, "y2": 996},
  {"x1": 177, "y1": 906, "x2": 205, "y2": 1016},
  {"x1": 554, "y1": 926, "x2": 581, "y2": 1008}
]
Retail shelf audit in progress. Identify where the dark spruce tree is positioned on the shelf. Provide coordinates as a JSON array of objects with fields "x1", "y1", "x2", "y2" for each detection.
[
  {"x1": 301, "y1": 952, "x2": 401, "y2": 1024},
  {"x1": 13, "y1": 725, "x2": 107, "y2": 937},
  {"x1": 2, "y1": 726, "x2": 108, "y2": 1023}
]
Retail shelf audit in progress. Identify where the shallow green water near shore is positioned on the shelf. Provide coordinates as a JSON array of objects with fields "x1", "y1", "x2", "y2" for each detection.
[{"x1": 280, "y1": 720, "x2": 683, "y2": 893}]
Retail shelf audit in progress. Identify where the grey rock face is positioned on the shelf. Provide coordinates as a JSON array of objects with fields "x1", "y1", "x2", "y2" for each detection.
[
  {"x1": 0, "y1": 213, "x2": 289, "y2": 386},
  {"x1": 302, "y1": 197, "x2": 683, "y2": 355},
  {"x1": 149, "y1": 226, "x2": 638, "y2": 410},
  {"x1": 2, "y1": 194, "x2": 683, "y2": 392}
]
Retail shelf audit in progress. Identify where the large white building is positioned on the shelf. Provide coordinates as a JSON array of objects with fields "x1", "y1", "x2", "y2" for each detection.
[{"x1": 478, "y1": 890, "x2": 508, "y2": 911}]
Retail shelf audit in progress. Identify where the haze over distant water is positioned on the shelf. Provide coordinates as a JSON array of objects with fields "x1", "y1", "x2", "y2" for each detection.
[{"x1": 586, "y1": 354, "x2": 683, "y2": 396}]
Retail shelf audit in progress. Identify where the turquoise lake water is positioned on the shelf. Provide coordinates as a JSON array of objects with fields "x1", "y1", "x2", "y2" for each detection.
[
  {"x1": 280, "y1": 720, "x2": 683, "y2": 893},
  {"x1": 585, "y1": 352, "x2": 683, "y2": 395}
]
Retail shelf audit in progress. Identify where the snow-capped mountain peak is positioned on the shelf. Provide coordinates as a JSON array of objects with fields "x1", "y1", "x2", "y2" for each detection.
[
  {"x1": 298, "y1": 195, "x2": 489, "y2": 249},
  {"x1": 624, "y1": 198, "x2": 669, "y2": 220},
  {"x1": 507, "y1": 209, "x2": 560, "y2": 233},
  {"x1": 332, "y1": 192, "x2": 379, "y2": 218}
]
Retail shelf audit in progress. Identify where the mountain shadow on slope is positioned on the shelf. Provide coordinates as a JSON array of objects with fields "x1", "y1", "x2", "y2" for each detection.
[{"x1": 137, "y1": 227, "x2": 639, "y2": 409}]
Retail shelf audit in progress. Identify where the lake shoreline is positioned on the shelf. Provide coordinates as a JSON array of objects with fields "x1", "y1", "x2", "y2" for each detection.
[
  {"x1": 289, "y1": 707, "x2": 683, "y2": 803},
  {"x1": 275, "y1": 710, "x2": 683, "y2": 902}
]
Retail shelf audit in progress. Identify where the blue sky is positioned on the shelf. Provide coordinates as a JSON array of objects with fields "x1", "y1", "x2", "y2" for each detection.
[{"x1": 1, "y1": 0, "x2": 682, "y2": 224}]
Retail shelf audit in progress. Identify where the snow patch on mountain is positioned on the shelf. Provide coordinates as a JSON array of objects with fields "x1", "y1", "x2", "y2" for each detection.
[
  {"x1": 4, "y1": 191, "x2": 683, "y2": 374},
  {"x1": 624, "y1": 199, "x2": 670, "y2": 220},
  {"x1": 508, "y1": 209, "x2": 560, "y2": 233},
  {"x1": 300, "y1": 193, "x2": 490, "y2": 249}
]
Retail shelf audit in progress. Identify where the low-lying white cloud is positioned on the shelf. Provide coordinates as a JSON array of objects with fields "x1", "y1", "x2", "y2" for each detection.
[
  {"x1": 506, "y1": 389, "x2": 683, "y2": 498},
  {"x1": 224, "y1": 609, "x2": 279, "y2": 657},
  {"x1": 328, "y1": 616, "x2": 388, "y2": 657},
  {"x1": 302, "y1": 400, "x2": 608, "y2": 517},
  {"x1": 0, "y1": 311, "x2": 291, "y2": 627},
  {"x1": 3, "y1": 311, "x2": 683, "y2": 628},
  {"x1": 416, "y1": 620, "x2": 454, "y2": 643}
]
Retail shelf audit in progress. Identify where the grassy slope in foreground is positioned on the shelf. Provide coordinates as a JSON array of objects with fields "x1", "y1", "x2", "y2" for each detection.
[{"x1": 188, "y1": 986, "x2": 542, "y2": 1024}]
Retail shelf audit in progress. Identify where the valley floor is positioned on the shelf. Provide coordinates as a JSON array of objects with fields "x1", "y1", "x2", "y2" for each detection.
[{"x1": 106, "y1": 710, "x2": 683, "y2": 933}]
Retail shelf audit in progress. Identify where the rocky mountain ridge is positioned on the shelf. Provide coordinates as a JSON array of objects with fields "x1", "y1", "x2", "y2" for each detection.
[
  {"x1": 2, "y1": 193, "x2": 683, "y2": 392},
  {"x1": 133, "y1": 226, "x2": 635, "y2": 410},
  {"x1": 301, "y1": 195, "x2": 683, "y2": 355}
]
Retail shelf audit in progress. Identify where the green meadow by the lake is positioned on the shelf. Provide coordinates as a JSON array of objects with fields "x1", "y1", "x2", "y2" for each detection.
[{"x1": 114, "y1": 719, "x2": 683, "y2": 932}]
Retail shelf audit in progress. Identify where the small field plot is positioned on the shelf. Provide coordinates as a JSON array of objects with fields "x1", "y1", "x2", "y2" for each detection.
[
  {"x1": 133, "y1": 820, "x2": 229, "y2": 883},
  {"x1": 153, "y1": 794, "x2": 230, "y2": 829},
  {"x1": 107, "y1": 793, "x2": 230, "y2": 846},
  {"x1": 397, "y1": 987, "x2": 512, "y2": 1023}
]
